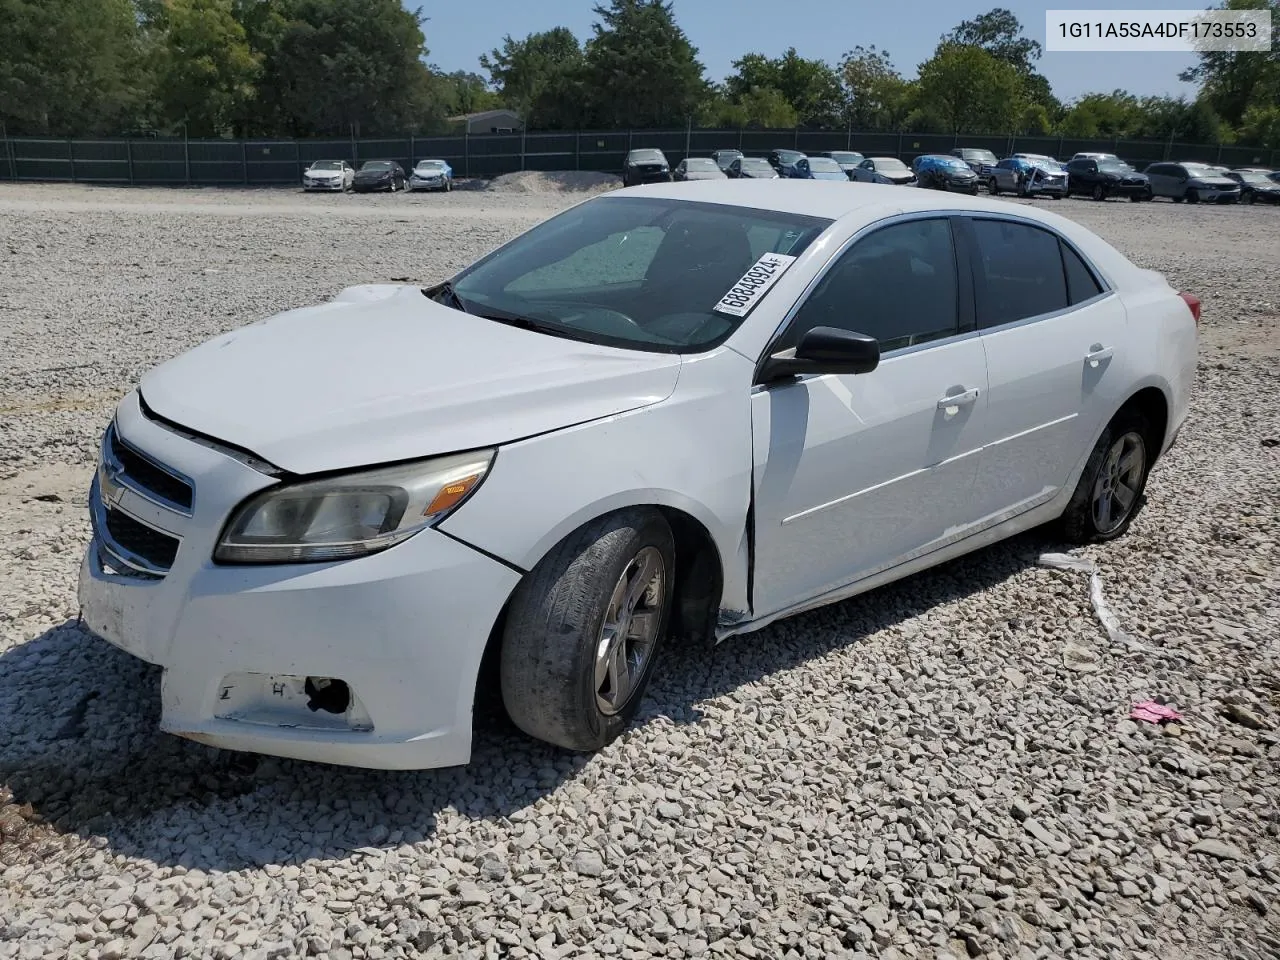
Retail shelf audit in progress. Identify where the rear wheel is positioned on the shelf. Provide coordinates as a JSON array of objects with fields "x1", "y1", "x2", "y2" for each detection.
[
  {"x1": 500, "y1": 509, "x2": 675, "y2": 752},
  {"x1": 1060, "y1": 410, "x2": 1152, "y2": 543},
  {"x1": 1244, "y1": 191, "x2": 1255, "y2": 204}
]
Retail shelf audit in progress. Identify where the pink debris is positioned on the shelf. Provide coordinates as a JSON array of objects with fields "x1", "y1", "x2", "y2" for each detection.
[{"x1": 1131, "y1": 701, "x2": 1183, "y2": 724}]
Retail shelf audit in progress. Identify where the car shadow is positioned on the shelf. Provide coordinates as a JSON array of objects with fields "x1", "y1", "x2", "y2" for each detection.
[{"x1": 0, "y1": 528, "x2": 1056, "y2": 871}]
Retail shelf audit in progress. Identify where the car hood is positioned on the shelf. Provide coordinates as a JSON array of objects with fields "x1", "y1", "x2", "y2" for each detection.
[
  {"x1": 684, "y1": 171, "x2": 726, "y2": 179},
  {"x1": 306, "y1": 169, "x2": 344, "y2": 177},
  {"x1": 880, "y1": 171, "x2": 914, "y2": 181},
  {"x1": 413, "y1": 167, "x2": 447, "y2": 176},
  {"x1": 1190, "y1": 176, "x2": 1237, "y2": 187},
  {"x1": 356, "y1": 168, "x2": 393, "y2": 178},
  {"x1": 138, "y1": 285, "x2": 682, "y2": 475}
]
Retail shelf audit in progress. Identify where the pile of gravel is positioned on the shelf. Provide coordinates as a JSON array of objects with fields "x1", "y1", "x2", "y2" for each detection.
[
  {"x1": 483, "y1": 171, "x2": 621, "y2": 195},
  {"x1": 0, "y1": 185, "x2": 1277, "y2": 960}
]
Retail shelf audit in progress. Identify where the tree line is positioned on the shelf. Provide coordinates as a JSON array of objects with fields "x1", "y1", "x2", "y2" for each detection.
[{"x1": 1, "y1": 0, "x2": 1276, "y2": 149}]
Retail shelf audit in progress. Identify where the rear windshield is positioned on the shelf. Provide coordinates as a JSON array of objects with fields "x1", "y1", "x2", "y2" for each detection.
[
  {"x1": 628, "y1": 150, "x2": 665, "y2": 163},
  {"x1": 876, "y1": 158, "x2": 909, "y2": 171},
  {"x1": 807, "y1": 158, "x2": 842, "y2": 172},
  {"x1": 684, "y1": 159, "x2": 718, "y2": 171},
  {"x1": 775, "y1": 150, "x2": 805, "y2": 162},
  {"x1": 741, "y1": 159, "x2": 774, "y2": 171},
  {"x1": 962, "y1": 149, "x2": 998, "y2": 162},
  {"x1": 362, "y1": 161, "x2": 393, "y2": 170},
  {"x1": 447, "y1": 196, "x2": 832, "y2": 353},
  {"x1": 827, "y1": 152, "x2": 863, "y2": 163}
]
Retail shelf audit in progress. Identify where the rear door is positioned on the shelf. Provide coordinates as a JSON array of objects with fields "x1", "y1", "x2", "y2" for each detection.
[
  {"x1": 959, "y1": 216, "x2": 1130, "y2": 525},
  {"x1": 750, "y1": 216, "x2": 990, "y2": 616}
]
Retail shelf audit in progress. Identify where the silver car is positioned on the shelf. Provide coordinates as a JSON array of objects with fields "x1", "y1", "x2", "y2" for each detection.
[
  {"x1": 674, "y1": 158, "x2": 728, "y2": 181},
  {"x1": 852, "y1": 157, "x2": 916, "y2": 185},
  {"x1": 1144, "y1": 162, "x2": 1242, "y2": 204},
  {"x1": 987, "y1": 157, "x2": 1068, "y2": 198}
]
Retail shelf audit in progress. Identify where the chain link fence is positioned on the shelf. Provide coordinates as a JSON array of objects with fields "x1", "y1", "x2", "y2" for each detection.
[{"x1": 2, "y1": 128, "x2": 1275, "y2": 185}]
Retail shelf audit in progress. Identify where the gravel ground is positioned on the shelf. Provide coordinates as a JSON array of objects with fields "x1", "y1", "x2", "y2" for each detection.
[{"x1": 1, "y1": 184, "x2": 1278, "y2": 960}]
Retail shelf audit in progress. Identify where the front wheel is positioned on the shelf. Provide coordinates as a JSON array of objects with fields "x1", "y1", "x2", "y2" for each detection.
[
  {"x1": 1091, "y1": 184, "x2": 1106, "y2": 201},
  {"x1": 988, "y1": 177, "x2": 1000, "y2": 195},
  {"x1": 1059, "y1": 410, "x2": 1152, "y2": 543},
  {"x1": 1186, "y1": 189, "x2": 1199, "y2": 204},
  {"x1": 500, "y1": 509, "x2": 675, "y2": 752}
]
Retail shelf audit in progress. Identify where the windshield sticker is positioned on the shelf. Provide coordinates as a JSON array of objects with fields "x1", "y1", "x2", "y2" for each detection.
[{"x1": 713, "y1": 252, "x2": 798, "y2": 318}]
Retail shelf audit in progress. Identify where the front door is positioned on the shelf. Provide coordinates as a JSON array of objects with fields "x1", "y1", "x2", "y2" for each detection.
[
  {"x1": 750, "y1": 216, "x2": 990, "y2": 618},
  {"x1": 959, "y1": 216, "x2": 1131, "y2": 524}
]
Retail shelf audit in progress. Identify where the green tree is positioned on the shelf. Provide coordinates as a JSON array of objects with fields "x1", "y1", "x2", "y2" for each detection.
[
  {"x1": 0, "y1": 0, "x2": 153, "y2": 136},
  {"x1": 432, "y1": 69, "x2": 499, "y2": 117},
  {"x1": 724, "y1": 48, "x2": 844, "y2": 127},
  {"x1": 944, "y1": 7, "x2": 1059, "y2": 113},
  {"x1": 1056, "y1": 91, "x2": 1142, "y2": 137},
  {"x1": 1179, "y1": 0, "x2": 1279, "y2": 131},
  {"x1": 141, "y1": 0, "x2": 261, "y2": 136},
  {"x1": 699, "y1": 85, "x2": 798, "y2": 128},
  {"x1": 839, "y1": 46, "x2": 913, "y2": 131},
  {"x1": 480, "y1": 27, "x2": 583, "y2": 125},
  {"x1": 582, "y1": 0, "x2": 708, "y2": 128},
  {"x1": 915, "y1": 43, "x2": 1023, "y2": 133},
  {"x1": 262, "y1": 0, "x2": 436, "y2": 136}
]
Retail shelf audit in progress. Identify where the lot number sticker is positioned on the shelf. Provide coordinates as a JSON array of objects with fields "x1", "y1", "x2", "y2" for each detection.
[{"x1": 713, "y1": 252, "x2": 798, "y2": 318}]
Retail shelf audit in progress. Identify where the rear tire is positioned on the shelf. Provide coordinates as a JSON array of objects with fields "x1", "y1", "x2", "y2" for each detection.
[
  {"x1": 1059, "y1": 409, "x2": 1152, "y2": 544},
  {"x1": 500, "y1": 509, "x2": 675, "y2": 752}
]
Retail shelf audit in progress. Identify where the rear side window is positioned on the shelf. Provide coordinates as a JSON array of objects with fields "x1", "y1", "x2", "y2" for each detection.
[
  {"x1": 970, "y1": 220, "x2": 1069, "y2": 327},
  {"x1": 1061, "y1": 242, "x2": 1104, "y2": 304}
]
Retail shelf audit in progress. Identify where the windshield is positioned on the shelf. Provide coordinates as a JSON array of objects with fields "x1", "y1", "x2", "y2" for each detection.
[
  {"x1": 310, "y1": 161, "x2": 343, "y2": 171},
  {"x1": 1098, "y1": 160, "x2": 1132, "y2": 174},
  {"x1": 1236, "y1": 172, "x2": 1270, "y2": 184},
  {"x1": 741, "y1": 159, "x2": 773, "y2": 172},
  {"x1": 416, "y1": 161, "x2": 445, "y2": 170},
  {"x1": 807, "y1": 158, "x2": 842, "y2": 172},
  {"x1": 963, "y1": 150, "x2": 998, "y2": 162},
  {"x1": 828, "y1": 152, "x2": 862, "y2": 163},
  {"x1": 939, "y1": 157, "x2": 970, "y2": 171},
  {"x1": 876, "y1": 158, "x2": 909, "y2": 171},
  {"x1": 684, "y1": 159, "x2": 718, "y2": 171},
  {"x1": 1182, "y1": 164, "x2": 1216, "y2": 177},
  {"x1": 716, "y1": 150, "x2": 743, "y2": 159},
  {"x1": 628, "y1": 150, "x2": 664, "y2": 163},
  {"x1": 446, "y1": 196, "x2": 831, "y2": 353},
  {"x1": 776, "y1": 151, "x2": 804, "y2": 163},
  {"x1": 362, "y1": 161, "x2": 392, "y2": 171}
]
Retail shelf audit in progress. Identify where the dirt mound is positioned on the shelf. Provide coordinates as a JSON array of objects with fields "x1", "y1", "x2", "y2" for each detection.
[{"x1": 483, "y1": 170, "x2": 621, "y2": 195}]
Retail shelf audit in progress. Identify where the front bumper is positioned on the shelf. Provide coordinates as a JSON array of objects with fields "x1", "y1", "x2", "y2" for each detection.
[
  {"x1": 1109, "y1": 181, "x2": 1151, "y2": 196},
  {"x1": 77, "y1": 392, "x2": 521, "y2": 769},
  {"x1": 352, "y1": 181, "x2": 394, "y2": 192},
  {"x1": 409, "y1": 178, "x2": 448, "y2": 190},
  {"x1": 303, "y1": 179, "x2": 345, "y2": 191}
]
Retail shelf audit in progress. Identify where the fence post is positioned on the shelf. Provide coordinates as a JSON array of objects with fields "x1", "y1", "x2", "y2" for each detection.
[
  {"x1": 898, "y1": 132, "x2": 904, "y2": 156},
  {"x1": 521, "y1": 128, "x2": 526, "y2": 172},
  {"x1": 575, "y1": 131, "x2": 580, "y2": 170},
  {"x1": 3, "y1": 122, "x2": 14, "y2": 181},
  {"x1": 738, "y1": 128, "x2": 743, "y2": 150},
  {"x1": 126, "y1": 139, "x2": 134, "y2": 185},
  {"x1": 1215, "y1": 142, "x2": 1223, "y2": 163},
  {"x1": 685, "y1": 117, "x2": 691, "y2": 159},
  {"x1": 793, "y1": 125, "x2": 798, "y2": 148},
  {"x1": 410, "y1": 133, "x2": 415, "y2": 167},
  {"x1": 464, "y1": 130, "x2": 470, "y2": 178},
  {"x1": 183, "y1": 125, "x2": 191, "y2": 185},
  {"x1": 241, "y1": 140, "x2": 248, "y2": 184},
  {"x1": 68, "y1": 138, "x2": 76, "y2": 182}
]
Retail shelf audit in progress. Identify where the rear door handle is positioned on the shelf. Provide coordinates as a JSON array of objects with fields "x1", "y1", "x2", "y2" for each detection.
[
  {"x1": 1085, "y1": 344, "x2": 1114, "y2": 367},
  {"x1": 937, "y1": 387, "x2": 980, "y2": 412}
]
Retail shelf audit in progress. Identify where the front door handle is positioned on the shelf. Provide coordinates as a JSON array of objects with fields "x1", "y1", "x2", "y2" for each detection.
[
  {"x1": 1085, "y1": 344, "x2": 1114, "y2": 367},
  {"x1": 937, "y1": 387, "x2": 980, "y2": 413}
]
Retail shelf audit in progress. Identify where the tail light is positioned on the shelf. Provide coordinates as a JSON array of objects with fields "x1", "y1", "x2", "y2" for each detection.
[{"x1": 1178, "y1": 291, "x2": 1201, "y2": 326}]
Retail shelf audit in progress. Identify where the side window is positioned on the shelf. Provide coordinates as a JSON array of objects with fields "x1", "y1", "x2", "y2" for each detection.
[
  {"x1": 1061, "y1": 241, "x2": 1104, "y2": 304},
  {"x1": 969, "y1": 219, "x2": 1069, "y2": 327},
  {"x1": 859, "y1": 159, "x2": 873, "y2": 169},
  {"x1": 784, "y1": 218, "x2": 959, "y2": 354}
]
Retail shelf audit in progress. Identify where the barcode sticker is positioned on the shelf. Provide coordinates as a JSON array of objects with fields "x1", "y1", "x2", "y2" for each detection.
[{"x1": 713, "y1": 253, "x2": 798, "y2": 318}]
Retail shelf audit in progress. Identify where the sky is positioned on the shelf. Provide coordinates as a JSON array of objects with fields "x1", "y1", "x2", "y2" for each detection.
[{"x1": 413, "y1": 0, "x2": 1201, "y2": 103}]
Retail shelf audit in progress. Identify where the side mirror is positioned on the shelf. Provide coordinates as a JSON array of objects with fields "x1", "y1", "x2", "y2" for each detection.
[{"x1": 758, "y1": 327, "x2": 880, "y2": 383}]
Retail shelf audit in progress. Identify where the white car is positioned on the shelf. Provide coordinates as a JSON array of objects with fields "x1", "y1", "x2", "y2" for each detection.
[
  {"x1": 301, "y1": 160, "x2": 354, "y2": 191},
  {"x1": 851, "y1": 157, "x2": 917, "y2": 185},
  {"x1": 408, "y1": 159, "x2": 453, "y2": 192},
  {"x1": 79, "y1": 182, "x2": 1199, "y2": 770}
]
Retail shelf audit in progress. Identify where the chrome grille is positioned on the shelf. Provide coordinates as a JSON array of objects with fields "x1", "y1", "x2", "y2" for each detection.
[
  {"x1": 106, "y1": 424, "x2": 193, "y2": 512},
  {"x1": 103, "y1": 507, "x2": 179, "y2": 569}
]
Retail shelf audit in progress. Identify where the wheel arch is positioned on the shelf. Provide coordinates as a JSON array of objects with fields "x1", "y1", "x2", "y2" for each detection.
[{"x1": 1115, "y1": 383, "x2": 1171, "y2": 464}]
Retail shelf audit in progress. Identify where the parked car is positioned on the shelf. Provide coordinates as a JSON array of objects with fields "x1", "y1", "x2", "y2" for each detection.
[
  {"x1": 767, "y1": 149, "x2": 808, "y2": 178},
  {"x1": 408, "y1": 159, "x2": 453, "y2": 192},
  {"x1": 1066, "y1": 157, "x2": 1152, "y2": 201},
  {"x1": 815, "y1": 151, "x2": 865, "y2": 179},
  {"x1": 1143, "y1": 162, "x2": 1241, "y2": 204},
  {"x1": 352, "y1": 160, "x2": 406, "y2": 192},
  {"x1": 79, "y1": 181, "x2": 1199, "y2": 769},
  {"x1": 987, "y1": 157, "x2": 1068, "y2": 198},
  {"x1": 1071, "y1": 152, "x2": 1121, "y2": 163},
  {"x1": 728, "y1": 157, "x2": 779, "y2": 179},
  {"x1": 674, "y1": 158, "x2": 728, "y2": 181},
  {"x1": 794, "y1": 156, "x2": 850, "y2": 181},
  {"x1": 301, "y1": 160, "x2": 354, "y2": 192},
  {"x1": 710, "y1": 149, "x2": 744, "y2": 173},
  {"x1": 913, "y1": 155, "x2": 980, "y2": 193},
  {"x1": 623, "y1": 149, "x2": 672, "y2": 186},
  {"x1": 950, "y1": 147, "x2": 1000, "y2": 175},
  {"x1": 852, "y1": 156, "x2": 917, "y2": 185},
  {"x1": 1222, "y1": 169, "x2": 1279, "y2": 204},
  {"x1": 1270, "y1": 171, "x2": 1280, "y2": 185}
]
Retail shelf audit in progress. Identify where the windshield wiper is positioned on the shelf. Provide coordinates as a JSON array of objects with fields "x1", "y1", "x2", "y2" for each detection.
[
  {"x1": 426, "y1": 280, "x2": 469, "y2": 314},
  {"x1": 473, "y1": 307, "x2": 600, "y2": 344}
]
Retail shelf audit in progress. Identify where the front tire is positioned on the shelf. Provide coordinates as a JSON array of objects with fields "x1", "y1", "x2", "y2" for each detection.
[
  {"x1": 988, "y1": 177, "x2": 1000, "y2": 195},
  {"x1": 1060, "y1": 410, "x2": 1152, "y2": 543},
  {"x1": 500, "y1": 508, "x2": 675, "y2": 752},
  {"x1": 1091, "y1": 183, "x2": 1106, "y2": 201},
  {"x1": 1186, "y1": 189, "x2": 1199, "y2": 204}
]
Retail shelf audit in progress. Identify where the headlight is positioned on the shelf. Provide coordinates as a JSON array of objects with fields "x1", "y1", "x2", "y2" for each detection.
[{"x1": 214, "y1": 450, "x2": 494, "y2": 564}]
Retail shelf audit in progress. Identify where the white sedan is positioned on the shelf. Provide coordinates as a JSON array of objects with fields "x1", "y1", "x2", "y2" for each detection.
[
  {"x1": 78, "y1": 181, "x2": 1198, "y2": 769},
  {"x1": 301, "y1": 160, "x2": 354, "y2": 191}
]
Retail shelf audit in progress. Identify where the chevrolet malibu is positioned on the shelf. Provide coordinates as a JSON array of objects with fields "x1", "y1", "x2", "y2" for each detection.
[{"x1": 80, "y1": 182, "x2": 1199, "y2": 769}]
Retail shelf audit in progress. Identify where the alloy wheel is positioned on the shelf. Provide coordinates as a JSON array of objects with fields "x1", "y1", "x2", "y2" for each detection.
[
  {"x1": 1091, "y1": 432, "x2": 1146, "y2": 534},
  {"x1": 594, "y1": 546, "x2": 665, "y2": 716}
]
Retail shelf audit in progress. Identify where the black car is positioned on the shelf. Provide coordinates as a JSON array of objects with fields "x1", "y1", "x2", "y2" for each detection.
[
  {"x1": 815, "y1": 150, "x2": 865, "y2": 180},
  {"x1": 1065, "y1": 157, "x2": 1152, "y2": 201},
  {"x1": 766, "y1": 149, "x2": 808, "y2": 178},
  {"x1": 1224, "y1": 170, "x2": 1280, "y2": 204},
  {"x1": 710, "y1": 149, "x2": 744, "y2": 173},
  {"x1": 950, "y1": 147, "x2": 999, "y2": 176},
  {"x1": 352, "y1": 160, "x2": 406, "y2": 192},
  {"x1": 623, "y1": 149, "x2": 672, "y2": 186},
  {"x1": 727, "y1": 157, "x2": 779, "y2": 179}
]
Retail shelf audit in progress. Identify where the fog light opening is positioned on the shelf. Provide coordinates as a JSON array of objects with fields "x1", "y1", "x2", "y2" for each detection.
[{"x1": 304, "y1": 677, "x2": 351, "y2": 714}]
